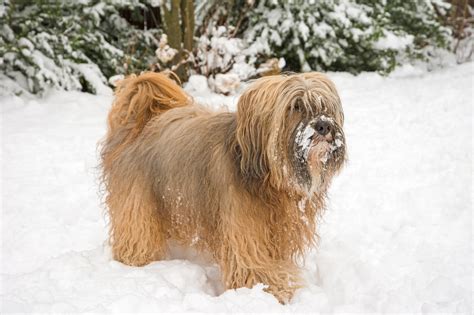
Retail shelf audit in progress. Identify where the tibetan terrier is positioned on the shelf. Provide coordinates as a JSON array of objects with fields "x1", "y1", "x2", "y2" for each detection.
[{"x1": 100, "y1": 71, "x2": 346, "y2": 303}]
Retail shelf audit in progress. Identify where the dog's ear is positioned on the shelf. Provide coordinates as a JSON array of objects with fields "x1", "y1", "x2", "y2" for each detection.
[{"x1": 235, "y1": 90, "x2": 270, "y2": 183}]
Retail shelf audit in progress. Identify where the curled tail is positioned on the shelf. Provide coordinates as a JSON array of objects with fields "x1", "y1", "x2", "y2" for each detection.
[
  {"x1": 108, "y1": 72, "x2": 189, "y2": 137},
  {"x1": 102, "y1": 72, "x2": 189, "y2": 169}
]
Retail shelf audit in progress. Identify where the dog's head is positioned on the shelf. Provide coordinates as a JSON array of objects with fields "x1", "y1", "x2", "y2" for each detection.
[{"x1": 235, "y1": 72, "x2": 346, "y2": 195}]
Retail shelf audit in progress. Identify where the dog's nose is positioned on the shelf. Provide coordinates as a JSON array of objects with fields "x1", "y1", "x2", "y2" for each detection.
[{"x1": 315, "y1": 120, "x2": 331, "y2": 136}]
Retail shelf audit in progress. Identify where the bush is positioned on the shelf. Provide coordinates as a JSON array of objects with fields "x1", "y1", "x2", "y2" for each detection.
[
  {"x1": 0, "y1": 0, "x2": 459, "y2": 95},
  {"x1": 0, "y1": 0, "x2": 162, "y2": 95},
  {"x1": 243, "y1": 0, "x2": 451, "y2": 74}
]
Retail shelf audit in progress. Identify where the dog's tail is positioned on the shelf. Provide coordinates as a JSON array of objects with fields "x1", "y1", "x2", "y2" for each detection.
[
  {"x1": 102, "y1": 72, "x2": 189, "y2": 168},
  {"x1": 108, "y1": 72, "x2": 189, "y2": 137}
]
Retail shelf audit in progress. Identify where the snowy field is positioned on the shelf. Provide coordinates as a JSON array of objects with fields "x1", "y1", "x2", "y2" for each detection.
[{"x1": 1, "y1": 63, "x2": 472, "y2": 313}]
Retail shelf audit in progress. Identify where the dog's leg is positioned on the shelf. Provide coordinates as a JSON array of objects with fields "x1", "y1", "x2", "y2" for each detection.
[
  {"x1": 218, "y1": 205, "x2": 301, "y2": 303},
  {"x1": 106, "y1": 175, "x2": 165, "y2": 266},
  {"x1": 220, "y1": 229, "x2": 301, "y2": 303}
]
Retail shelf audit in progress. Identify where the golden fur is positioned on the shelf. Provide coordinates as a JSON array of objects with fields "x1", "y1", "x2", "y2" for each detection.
[{"x1": 100, "y1": 71, "x2": 346, "y2": 303}]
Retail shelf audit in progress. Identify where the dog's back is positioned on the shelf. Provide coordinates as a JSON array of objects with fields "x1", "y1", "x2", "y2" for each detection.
[
  {"x1": 134, "y1": 104, "x2": 239, "y2": 250},
  {"x1": 101, "y1": 72, "x2": 238, "y2": 265}
]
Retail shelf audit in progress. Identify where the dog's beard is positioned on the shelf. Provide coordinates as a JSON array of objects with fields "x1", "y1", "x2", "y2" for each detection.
[{"x1": 292, "y1": 116, "x2": 345, "y2": 193}]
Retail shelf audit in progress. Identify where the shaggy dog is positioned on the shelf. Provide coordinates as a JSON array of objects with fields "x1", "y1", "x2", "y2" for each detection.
[{"x1": 100, "y1": 72, "x2": 346, "y2": 303}]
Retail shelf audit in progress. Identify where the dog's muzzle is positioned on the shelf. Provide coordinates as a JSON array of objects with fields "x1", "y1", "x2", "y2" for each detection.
[
  {"x1": 314, "y1": 119, "x2": 331, "y2": 137},
  {"x1": 310, "y1": 116, "x2": 345, "y2": 164}
]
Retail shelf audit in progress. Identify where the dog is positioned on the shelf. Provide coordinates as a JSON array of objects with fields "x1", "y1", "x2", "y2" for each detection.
[{"x1": 100, "y1": 71, "x2": 346, "y2": 303}]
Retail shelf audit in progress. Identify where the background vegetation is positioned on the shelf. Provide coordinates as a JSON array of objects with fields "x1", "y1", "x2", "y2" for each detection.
[{"x1": 0, "y1": 0, "x2": 472, "y2": 95}]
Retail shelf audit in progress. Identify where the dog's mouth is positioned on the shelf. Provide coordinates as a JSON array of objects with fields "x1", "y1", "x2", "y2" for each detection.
[{"x1": 308, "y1": 132, "x2": 345, "y2": 165}]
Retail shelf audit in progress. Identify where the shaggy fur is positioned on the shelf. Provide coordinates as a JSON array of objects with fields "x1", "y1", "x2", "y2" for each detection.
[{"x1": 100, "y1": 71, "x2": 346, "y2": 303}]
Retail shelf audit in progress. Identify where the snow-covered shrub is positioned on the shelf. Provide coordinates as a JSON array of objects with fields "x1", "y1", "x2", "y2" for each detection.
[
  {"x1": 191, "y1": 24, "x2": 252, "y2": 94},
  {"x1": 454, "y1": 24, "x2": 473, "y2": 63},
  {"x1": 195, "y1": 25, "x2": 248, "y2": 77},
  {"x1": 365, "y1": 0, "x2": 451, "y2": 60},
  {"x1": 192, "y1": 23, "x2": 286, "y2": 94},
  {"x1": 155, "y1": 34, "x2": 179, "y2": 65},
  {"x1": 0, "y1": 0, "x2": 458, "y2": 96},
  {"x1": 243, "y1": 0, "x2": 451, "y2": 74},
  {"x1": 0, "y1": 0, "x2": 162, "y2": 95},
  {"x1": 443, "y1": 0, "x2": 473, "y2": 63}
]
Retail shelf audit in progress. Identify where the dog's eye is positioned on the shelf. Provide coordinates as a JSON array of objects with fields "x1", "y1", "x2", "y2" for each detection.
[{"x1": 293, "y1": 101, "x2": 304, "y2": 113}]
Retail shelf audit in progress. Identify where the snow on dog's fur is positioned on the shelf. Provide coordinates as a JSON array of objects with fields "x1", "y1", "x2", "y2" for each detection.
[{"x1": 100, "y1": 71, "x2": 346, "y2": 303}]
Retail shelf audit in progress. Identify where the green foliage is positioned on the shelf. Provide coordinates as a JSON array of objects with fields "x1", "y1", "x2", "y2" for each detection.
[
  {"x1": 243, "y1": 0, "x2": 451, "y2": 74},
  {"x1": 361, "y1": 0, "x2": 451, "y2": 57},
  {"x1": 0, "y1": 0, "x2": 162, "y2": 94},
  {"x1": 0, "y1": 0, "x2": 455, "y2": 95}
]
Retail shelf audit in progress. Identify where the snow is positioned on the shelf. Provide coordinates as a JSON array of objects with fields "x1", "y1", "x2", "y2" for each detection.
[
  {"x1": 72, "y1": 63, "x2": 112, "y2": 96},
  {"x1": 108, "y1": 74, "x2": 125, "y2": 87},
  {"x1": 155, "y1": 34, "x2": 178, "y2": 64},
  {"x1": 193, "y1": 25, "x2": 260, "y2": 92},
  {"x1": 294, "y1": 120, "x2": 316, "y2": 161},
  {"x1": 209, "y1": 73, "x2": 241, "y2": 95},
  {"x1": 374, "y1": 30, "x2": 415, "y2": 51},
  {"x1": 0, "y1": 73, "x2": 30, "y2": 96},
  {"x1": 1, "y1": 63, "x2": 472, "y2": 312},
  {"x1": 184, "y1": 76, "x2": 239, "y2": 110},
  {"x1": 298, "y1": 22, "x2": 310, "y2": 42},
  {"x1": 18, "y1": 37, "x2": 35, "y2": 51}
]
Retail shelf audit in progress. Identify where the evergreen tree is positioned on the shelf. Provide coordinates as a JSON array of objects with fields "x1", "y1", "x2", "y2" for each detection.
[
  {"x1": 243, "y1": 0, "x2": 451, "y2": 74},
  {"x1": 0, "y1": 0, "x2": 162, "y2": 95}
]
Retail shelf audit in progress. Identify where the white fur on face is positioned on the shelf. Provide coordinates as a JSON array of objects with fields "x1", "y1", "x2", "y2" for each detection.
[
  {"x1": 292, "y1": 114, "x2": 345, "y2": 196},
  {"x1": 294, "y1": 116, "x2": 344, "y2": 166},
  {"x1": 294, "y1": 118, "x2": 317, "y2": 163}
]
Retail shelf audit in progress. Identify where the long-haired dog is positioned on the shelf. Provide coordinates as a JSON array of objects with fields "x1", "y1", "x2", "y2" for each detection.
[{"x1": 100, "y1": 71, "x2": 346, "y2": 303}]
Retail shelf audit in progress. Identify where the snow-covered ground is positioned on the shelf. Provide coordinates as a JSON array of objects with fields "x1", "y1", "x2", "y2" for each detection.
[{"x1": 1, "y1": 63, "x2": 472, "y2": 313}]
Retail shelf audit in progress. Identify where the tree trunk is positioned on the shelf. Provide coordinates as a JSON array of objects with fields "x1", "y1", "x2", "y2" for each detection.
[
  {"x1": 161, "y1": 0, "x2": 194, "y2": 82},
  {"x1": 180, "y1": 0, "x2": 194, "y2": 52},
  {"x1": 161, "y1": 0, "x2": 182, "y2": 50}
]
